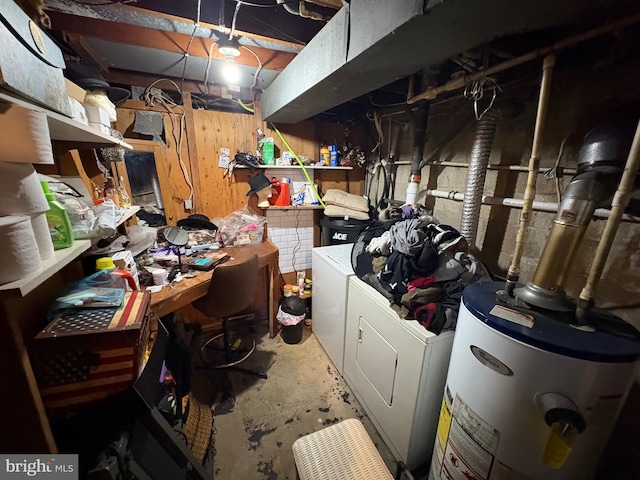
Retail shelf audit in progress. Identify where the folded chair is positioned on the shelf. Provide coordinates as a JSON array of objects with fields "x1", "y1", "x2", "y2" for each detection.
[{"x1": 193, "y1": 254, "x2": 267, "y2": 379}]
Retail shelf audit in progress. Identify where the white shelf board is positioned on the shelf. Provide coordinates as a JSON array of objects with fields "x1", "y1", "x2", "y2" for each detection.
[
  {"x1": 238, "y1": 165, "x2": 353, "y2": 170},
  {"x1": 0, "y1": 239, "x2": 92, "y2": 299},
  {"x1": 116, "y1": 206, "x2": 140, "y2": 227},
  {"x1": 0, "y1": 92, "x2": 132, "y2": 150}
]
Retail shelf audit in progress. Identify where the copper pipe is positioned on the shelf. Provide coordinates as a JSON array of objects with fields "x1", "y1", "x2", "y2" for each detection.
[
  {"x1": 395, "y1": 160, "x2": 577, "y2": 175},
  {"x1": 579, "y1": 118, "x2": 640, "y2": 305},
  {"x1": 407, "y1": 14, "x2": 640, "y2": 104},
  {"x1": 505, "y1": 55, "x2": 556, "y2": 296},
  {"x1": 422, "y1": 189, "x2": 640, "y2": 223}
]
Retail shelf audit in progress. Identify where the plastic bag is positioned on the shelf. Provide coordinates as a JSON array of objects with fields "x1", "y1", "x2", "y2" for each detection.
[{"x1": 212, "y1": 204, "x2": 267, "y2": 247}]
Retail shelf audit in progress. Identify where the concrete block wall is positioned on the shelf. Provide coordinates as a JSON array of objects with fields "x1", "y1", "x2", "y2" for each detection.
[
  {"x1": 371, "y1": 59, "x2": 640, "y2": 329},
  {"x1": 265, "y1": 168, "x2": 316, "y2": 274}
]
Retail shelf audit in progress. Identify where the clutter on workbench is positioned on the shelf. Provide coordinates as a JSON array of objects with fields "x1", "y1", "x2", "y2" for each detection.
[{"x1": 213, "y1": 205, "x2": 266, "y2": 246}]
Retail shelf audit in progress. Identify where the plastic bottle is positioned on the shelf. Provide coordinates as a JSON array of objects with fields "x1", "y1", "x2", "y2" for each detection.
[
  {"x1": 329, "y1": 145, "x2": 339, "y2": 166},
  {"x1": 95, "y1": 257, "x2": 137, "y2": 290},
  {"x1": 117, "y1": 176, "x2": 131, "y2": 207},
  {"x1": 41, "y1": 181, "x2": 74, "y2": 250},
  {"x1": 320, "y1": 145, "x2": 330, "y2": 166}
]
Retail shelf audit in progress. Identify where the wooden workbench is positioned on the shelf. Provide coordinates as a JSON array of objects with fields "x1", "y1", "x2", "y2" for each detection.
[{"x1": 150, "y1": 240, "x2": 280, "y2": 337}]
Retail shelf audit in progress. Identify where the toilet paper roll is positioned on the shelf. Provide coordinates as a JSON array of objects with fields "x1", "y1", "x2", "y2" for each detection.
[
  {"x1": 0, "y1": 162, "x2": 49, "y2": 215},
  {"x1": 30, "y1": 213, "x2": 55, "y2": 261},
  {"x1": 0, "y1": 107, "x2": 53, "y2": 164},
  {"x1": 0, "y1": 215, "x2": 42, "y2": 285}
]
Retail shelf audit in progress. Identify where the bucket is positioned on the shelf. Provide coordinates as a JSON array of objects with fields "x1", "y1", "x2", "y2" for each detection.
[
  {"x1": 281, "y1": 322, "x2": 304, "y2": 344},
  {"x1": 321, "y1": 217, "x2": 370, "y2": 245}
]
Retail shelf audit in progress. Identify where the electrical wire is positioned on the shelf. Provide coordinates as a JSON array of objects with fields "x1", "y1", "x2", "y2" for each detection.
[
  {"x1": 228, "y1": 0, "x2": 306, "y2": 8},
  {"x1": 229, "y1": 1, "x2": 242, "y2": 39},
  {"x1": 143, "y1": 78, "x2": 195, "y2": 212},
  {"x1": 241, "y1": 45, "x2": 264, "y2": 92},
  {"x1": 181, "y1": 0, "x2": 202, "y2": 93},
  {"x1": 238, "y1": 99, "x2": 255, "y2": 112}
]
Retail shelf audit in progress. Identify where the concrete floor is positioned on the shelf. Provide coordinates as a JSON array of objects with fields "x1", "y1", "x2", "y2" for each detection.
[
  {"x1": 189, "y1": 322, "x2": 401, "y2": 480},
  {"x1": 183, "y1": 317, "x2": 640, "y2": 480}
]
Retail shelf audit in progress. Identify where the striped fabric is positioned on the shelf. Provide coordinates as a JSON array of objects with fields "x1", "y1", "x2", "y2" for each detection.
[{"x1": 33, "y1": 291, "x2": 150, "y2": 411}]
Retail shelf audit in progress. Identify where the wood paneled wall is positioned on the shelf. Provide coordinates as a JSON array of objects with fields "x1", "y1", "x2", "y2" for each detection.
[{"x1": 115, "y1": 100, "x2": 367, "y2": 224}]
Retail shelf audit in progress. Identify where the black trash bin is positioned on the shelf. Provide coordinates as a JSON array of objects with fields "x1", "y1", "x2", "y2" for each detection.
[
  {"x1": 278, "y1": 296, "x2": 307, "y2": 345},
  {"x1": 321, "y1": 217, "x2": 370, "y2": 245},
  {"x1": 281, "y1": 322, "x2": 304, "y2": 344}
]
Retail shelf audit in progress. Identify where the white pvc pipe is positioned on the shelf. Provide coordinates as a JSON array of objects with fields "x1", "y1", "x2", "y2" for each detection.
[{"x1": 423, "y1": 189, "x2": 640, "y2": 223}]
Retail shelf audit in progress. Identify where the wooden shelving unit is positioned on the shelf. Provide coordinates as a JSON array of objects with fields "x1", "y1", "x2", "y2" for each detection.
[
  {"x1": 237, "y1": 164, "x2": 353, "y2": 170},
  {"x1": 0, "y1": 92, "x2": 132, "y2": 149},
  {"x1": 0, "y1": 239, "x2": 92, "y2": 299},
  {"x1": 0, "y1": 205, "x2": 139, "y2": 299},
  {"x1": 262, "y1": 205, "x2": 324, "y2": 210}
]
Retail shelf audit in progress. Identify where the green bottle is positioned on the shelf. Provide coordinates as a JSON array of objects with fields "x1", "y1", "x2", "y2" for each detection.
[{"x1": 41, "y1": 181, "x2": 74, "y2": 250}]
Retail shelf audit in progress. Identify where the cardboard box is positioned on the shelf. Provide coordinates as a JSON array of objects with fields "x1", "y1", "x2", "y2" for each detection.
[
  {"x1": 65, "y1": 78, "x2": 86, "y2": 104},
  {"x1": 0, "y1": 1, "x2": 71, "y2": 116},
  {"x1": 89, "y1": 121, "x2": 111, "y2": 135},
  {"x1": 85, "y1": 105, "x2": 111, "y2": 126},
  {"x1": 67, "y1": 97, "x2": 88, "y2": 125},
  {"x1": 111, "y1": 250, "x2": 141, "y2": 290},
  {"x1": 32, "y1": 291, "x2": 151, "y2": 411}
]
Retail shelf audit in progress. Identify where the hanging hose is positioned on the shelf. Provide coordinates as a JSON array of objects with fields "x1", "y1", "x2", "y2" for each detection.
[
  {"x1": 504, "y1": 55, "x2": 556, "y2": 296},
  {"x1": 576, "y1": 118, "x2": 640, "y2": 321},
  {"x1": 459, "y1": 109, "x2": 499, "y2": 246}
]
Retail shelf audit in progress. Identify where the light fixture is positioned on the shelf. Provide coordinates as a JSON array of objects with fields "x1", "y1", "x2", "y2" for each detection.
[
  {"x1": 218, "y1": 36, "x2": 241, "y2": 59},
  {"x1": 222, "y1": 59, "x2": 241, "y2": 84}
]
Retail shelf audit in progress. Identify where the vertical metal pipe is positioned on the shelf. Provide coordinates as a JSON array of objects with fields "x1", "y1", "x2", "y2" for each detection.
[
  {"x1": 459, "y1": 110, "x2": 499, "y2": 246},
  {"x1": 505, "y1": 55, "x2": 556, "y2": 296},
  {"x1": 578, "y1": 118, "x2": 640, "y2": 315}
]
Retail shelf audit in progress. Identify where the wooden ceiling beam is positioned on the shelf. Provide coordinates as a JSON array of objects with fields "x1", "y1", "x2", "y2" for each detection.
[
  {"x1": 104, "y1": 68, "x2": 252, "y2": 100},
  {"x1": 49, "y1": 12, "x2": 296, "y2": 71}
]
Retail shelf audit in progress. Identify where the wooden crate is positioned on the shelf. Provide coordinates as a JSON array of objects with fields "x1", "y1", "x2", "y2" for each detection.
[{"x1": 31, "y1": 291, "x2": 151, "y2": 411}]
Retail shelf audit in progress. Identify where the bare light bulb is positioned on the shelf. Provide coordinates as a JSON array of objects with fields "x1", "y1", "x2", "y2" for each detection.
[{"x1": 222, "y1": 60, "x2": 240, "y2": 85}]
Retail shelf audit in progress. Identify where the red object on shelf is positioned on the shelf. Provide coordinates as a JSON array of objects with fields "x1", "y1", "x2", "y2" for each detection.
[
  {"x1": 270, "y1": 177, "x2": 280, "y2": 206},
  {"x1": 271, "y1": 177, "x2": 291, "y2": 206}
]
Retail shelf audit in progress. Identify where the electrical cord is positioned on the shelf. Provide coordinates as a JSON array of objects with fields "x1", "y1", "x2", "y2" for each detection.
[
  {"x1": 229, "y1": 0, "x2": 309, "y2": 8},
  {"x1": 241, "y1": 45, "x2": 263, "y2": 92},
  {"x1": 143, "y1": 78, "x2": 195, "y2": 212}
]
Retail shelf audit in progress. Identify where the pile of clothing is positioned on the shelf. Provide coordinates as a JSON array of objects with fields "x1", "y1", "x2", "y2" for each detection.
[{"x1": 352, "y1": 205, "x2": 491, "y2": 334}]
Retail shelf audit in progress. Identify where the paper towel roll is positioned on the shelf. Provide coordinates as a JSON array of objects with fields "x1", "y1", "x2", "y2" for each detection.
[
  {"x1": 0, "y1": 162, "x2": 50, "y2": 215},
  {"x1": 0, "y1": 215, "x2": 42, "y2": 285},
  {"x1": 0, "y1": 106, "x2": 53, "y2": 164},
  {"x1": 30, "y1": 213, "x2": 55, "y2": 261}
]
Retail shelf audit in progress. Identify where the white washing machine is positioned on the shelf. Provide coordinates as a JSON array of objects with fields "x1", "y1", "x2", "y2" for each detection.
[
  {"x1": 343, "y1": 276, "x2": 455, "y2": 470},
  {"x1": 311, "y1": 244, "x2": 356, "y2": 375}
]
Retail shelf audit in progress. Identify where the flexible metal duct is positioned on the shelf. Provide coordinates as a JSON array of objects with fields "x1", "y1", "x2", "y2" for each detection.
[{"x1": 459, "y1": 110, "x2": 499, "y2": 246}]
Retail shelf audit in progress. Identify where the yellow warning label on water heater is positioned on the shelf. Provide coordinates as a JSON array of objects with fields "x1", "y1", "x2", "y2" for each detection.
[{"x1": 436, "y1": 396, "x2": 453, "y2": 449}]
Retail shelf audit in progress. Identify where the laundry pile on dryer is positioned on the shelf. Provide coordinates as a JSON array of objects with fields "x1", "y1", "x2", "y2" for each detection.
[{"x1": 351, "y1": 204, "x2": 491, "y2": 334}]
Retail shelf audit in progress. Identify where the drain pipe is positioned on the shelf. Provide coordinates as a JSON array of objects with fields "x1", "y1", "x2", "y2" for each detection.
[
  {"x1": 460, "y1": 110, "x2": 500, "y2": 247},
  {"x1": 406, "y1": 104, "x2": 430, "y2": 205},
  {"x1": 577, "y1": 118, "x2": 640, "y2": 321},
  {"x1": 504, "y1": 55, "x2": 556, "y2": 297}
]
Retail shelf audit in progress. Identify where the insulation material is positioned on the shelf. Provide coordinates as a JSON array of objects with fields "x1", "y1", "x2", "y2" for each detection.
[{"x1": 133, "y1": 110, "x2": 164, "y2": 143}]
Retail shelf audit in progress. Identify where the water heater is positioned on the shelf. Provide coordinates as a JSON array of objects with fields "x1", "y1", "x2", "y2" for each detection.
[{"x1": 429, "y1": 281, "x2": 640, "y2": 480}]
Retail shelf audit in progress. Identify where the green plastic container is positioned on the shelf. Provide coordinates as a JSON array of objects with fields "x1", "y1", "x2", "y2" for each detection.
[
  {"x1": 41, "y1": 181, "x2": 74, "y2": 250},
  {"x1": 263, "y1": 138, "x2": 275, "y2": 165}
]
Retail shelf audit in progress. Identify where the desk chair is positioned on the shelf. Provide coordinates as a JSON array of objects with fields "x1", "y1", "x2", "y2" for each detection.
[{"x1": 193, "y1": 254, "x2": 267, "y2": 379}]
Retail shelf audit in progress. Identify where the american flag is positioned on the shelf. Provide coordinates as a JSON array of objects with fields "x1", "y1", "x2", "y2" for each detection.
[{"x1": 33, "y1": 291, "x2": 150, "y2": 411}]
